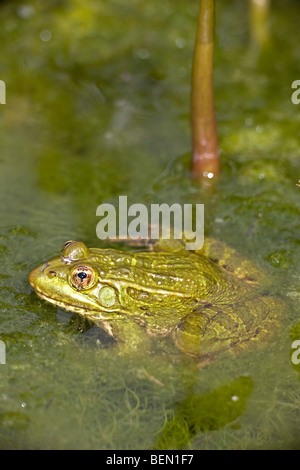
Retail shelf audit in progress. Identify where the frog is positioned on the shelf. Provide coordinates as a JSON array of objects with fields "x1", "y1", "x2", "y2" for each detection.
[{"x1": 29, "y1": 238, "x2": 285, "y2": 364}]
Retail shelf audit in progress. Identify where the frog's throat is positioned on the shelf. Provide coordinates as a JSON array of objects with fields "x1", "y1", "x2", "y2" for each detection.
[{"x1": 33, "y1": 288, "x2": 107, "y2": 317}]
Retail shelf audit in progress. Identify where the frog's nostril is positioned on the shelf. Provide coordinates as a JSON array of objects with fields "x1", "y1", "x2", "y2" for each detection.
[
  {"x1": 42, "y1": 261, "x2": 50, "y2": 273},
  {"x1": 48, "y1": 270, "x2": 57, "y2": 277}
]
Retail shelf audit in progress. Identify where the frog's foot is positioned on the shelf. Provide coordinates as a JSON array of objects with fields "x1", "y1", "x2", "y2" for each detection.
[{"x1": 173, "y1": 296, "x2": 286, "y2": 366}]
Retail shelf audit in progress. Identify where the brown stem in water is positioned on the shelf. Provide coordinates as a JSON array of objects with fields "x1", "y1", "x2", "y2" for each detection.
[{"x1": 191, "y1": 0, "x2": 219, "y2": 181}]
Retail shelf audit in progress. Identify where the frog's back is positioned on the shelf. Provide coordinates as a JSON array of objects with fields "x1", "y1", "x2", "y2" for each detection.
[{"x1": 90, "y1": 247, "x2": 245, "y2": 302}]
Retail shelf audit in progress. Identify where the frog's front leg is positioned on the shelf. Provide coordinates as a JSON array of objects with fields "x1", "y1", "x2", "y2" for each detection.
[{"x1": 96, "y1": 317, "x2": 152, "y2": 355}]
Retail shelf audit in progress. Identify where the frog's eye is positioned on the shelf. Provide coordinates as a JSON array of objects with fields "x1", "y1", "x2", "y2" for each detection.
[
  {"x1": 62, "y1": 241, "x2": 90, "y2": 261},
  {"x1": 70, "y1": 266, "x2": 96, "y2": 290}
]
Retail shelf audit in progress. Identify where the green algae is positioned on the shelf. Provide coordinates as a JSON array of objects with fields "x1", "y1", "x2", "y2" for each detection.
[{"x1": 0, "y1": 0, "x2": 299, "y2": 450}]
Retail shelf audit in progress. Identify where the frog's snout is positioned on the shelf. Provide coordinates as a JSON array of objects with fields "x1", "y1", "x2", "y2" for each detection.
[
  {"x1": 29, "y1": 262, "x2": 54, "y2": 288},
  {"x1": 29, "y1": 264, "x2": 43, "y2": 289},
  {"x1": 29, "y1": 258, "x2": 68, "y2": 293}
]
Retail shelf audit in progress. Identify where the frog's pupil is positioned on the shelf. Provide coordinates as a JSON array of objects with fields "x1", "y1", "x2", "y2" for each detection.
[{"x1": 78, "y1": 272, "x2": 87, "y2": 280}]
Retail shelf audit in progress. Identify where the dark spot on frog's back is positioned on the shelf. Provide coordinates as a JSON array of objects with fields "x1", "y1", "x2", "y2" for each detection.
[
  {"x1": 243, "y1": 275, "x2": 256, "y2": 284},
  {"x1": 222, "y1": 264, "x2": 234, "y2": 272},
  {"x1": 140, "y1": 306, "x2": 151, "y2": 316}
]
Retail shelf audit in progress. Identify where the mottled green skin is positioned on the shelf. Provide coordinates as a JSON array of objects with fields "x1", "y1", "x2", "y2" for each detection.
[{"x1": 29, "y1": 239, "x2": 284, "y2": 363}]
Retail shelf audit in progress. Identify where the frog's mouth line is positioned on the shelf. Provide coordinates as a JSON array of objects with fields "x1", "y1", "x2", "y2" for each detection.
[
  {"x1": 32, "y1": 286, "x2": 128, "y2": 319},
  {"x1": 33, "y1": 287, "x2": 105, "y2": 317}
]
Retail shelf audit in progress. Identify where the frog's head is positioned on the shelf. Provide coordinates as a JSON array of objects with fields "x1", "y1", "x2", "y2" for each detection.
[{"x1": 29, "y1": 241, "x2": 123, "y2": 319}]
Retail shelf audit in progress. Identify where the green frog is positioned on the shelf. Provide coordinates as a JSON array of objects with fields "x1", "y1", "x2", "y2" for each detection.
[{"x1": 29, "y1": 238, "x2": 285, "y2": 364}]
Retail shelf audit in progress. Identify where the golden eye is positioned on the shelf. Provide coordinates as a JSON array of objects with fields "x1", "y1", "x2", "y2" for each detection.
[{"x1": 70, "y1": 266, "x2": 96, "y2": 290}]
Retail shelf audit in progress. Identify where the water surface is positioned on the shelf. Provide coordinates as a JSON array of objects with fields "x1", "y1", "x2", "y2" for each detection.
[{"x1": 0, "y1": 0, "x2": 300, "y2": 450}]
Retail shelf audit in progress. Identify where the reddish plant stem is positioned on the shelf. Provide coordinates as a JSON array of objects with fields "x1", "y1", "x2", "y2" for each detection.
[{"x1": 191, "y1": 0, "x2": 219, "y2": 180}]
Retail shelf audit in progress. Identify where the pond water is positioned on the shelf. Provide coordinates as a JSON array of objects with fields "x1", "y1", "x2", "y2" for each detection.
[{"x1": 0, "y1": 0, "x2": 300, "y2": 450}]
